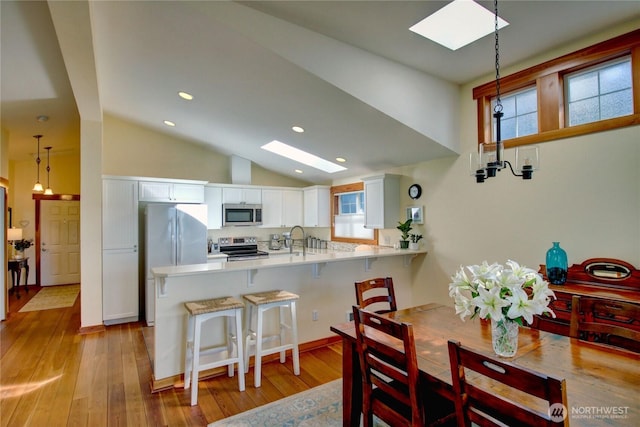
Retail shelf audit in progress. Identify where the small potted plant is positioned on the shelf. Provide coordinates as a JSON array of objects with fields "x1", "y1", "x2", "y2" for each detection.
[
  {"x1": 396, "y1": 219, "x2": 412, "y2": 249},
  {"x1": 409, "y1": 233, "x2": 423, "y2": 250},
  {"x1": 13, "y1": 238, "x2": 33, "y2": 260}
]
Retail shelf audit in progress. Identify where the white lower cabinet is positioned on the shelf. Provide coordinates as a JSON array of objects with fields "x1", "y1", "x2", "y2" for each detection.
[{"x1": 103, "y1": 248, "x2": 139, "y2": 324}]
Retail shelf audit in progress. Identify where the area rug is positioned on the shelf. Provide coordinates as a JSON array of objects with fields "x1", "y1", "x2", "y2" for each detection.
[
  {"x1": 19, "y1": 284, "x2": 80, "y2": 312},
  {"x1": 209, "y1": 380, "x2": 388, "y2": 427},
  {"x1": 209, "y1": 379, "x2": 343, "y2": 427}
]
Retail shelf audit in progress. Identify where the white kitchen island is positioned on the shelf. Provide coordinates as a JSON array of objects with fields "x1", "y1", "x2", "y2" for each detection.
[{"x1": 150, "y1": 246, "x2": 426, "y2": 389}]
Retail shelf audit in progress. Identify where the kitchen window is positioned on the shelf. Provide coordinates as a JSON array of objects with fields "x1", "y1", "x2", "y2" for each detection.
[
  {"x1": 331, "y1": 183, "x2": 377, "y2": 245},
  {"x1": 473, "y1": 29, "x2": 639, "y2": 148}
]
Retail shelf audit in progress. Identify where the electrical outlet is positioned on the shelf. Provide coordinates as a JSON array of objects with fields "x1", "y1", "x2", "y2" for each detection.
[
  {"x1": 312, "y1": 310, "x2": 319, "y2": 321},
  {"x1": 345, "y1": 310, "x2": 354, "y2": 322}
]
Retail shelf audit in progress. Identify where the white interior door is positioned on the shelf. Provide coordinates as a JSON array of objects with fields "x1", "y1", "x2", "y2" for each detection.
[{"x1": 41, "y1": 200, "x2": 81, "y2": 286}]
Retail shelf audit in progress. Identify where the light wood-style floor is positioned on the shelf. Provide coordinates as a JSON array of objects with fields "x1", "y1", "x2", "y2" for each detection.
[{"x1": 1, "y1": 286, "x2": 343, "y2": 426}]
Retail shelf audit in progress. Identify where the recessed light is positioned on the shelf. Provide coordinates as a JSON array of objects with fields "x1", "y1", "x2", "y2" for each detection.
[
  {"x1": 261, "y1": 140, "x2": 347, "y2": 174},
  {"x1": 295, "y1": 169, "x2": 303, "y2": 174},
  {"x1": 409, "y1": 0, "x2": 508, "y2": 51},
  {"x1": 336, "y1": 157, "x2": 346, "y2": 163},
  {"x1": 178, "y1": 91, "x2": 193, "y2": 100},
  {"x1": 163, "y1": 120, "x2": 176, "y2": 127},
  {"x1": 292, "y1": 126, "x2": 305, "y2": 133},
  {"x1": 36, "y1": 115, "x2": 49, "y2": 122}
]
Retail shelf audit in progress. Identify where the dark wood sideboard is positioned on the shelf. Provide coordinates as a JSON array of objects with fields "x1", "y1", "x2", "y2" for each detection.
[{"x1": 533, "y1": 258, "x2": 640, "y2": 336}]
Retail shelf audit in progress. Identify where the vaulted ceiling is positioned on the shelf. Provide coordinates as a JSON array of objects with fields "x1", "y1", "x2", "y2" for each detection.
[{"x1": 2, "y1": 1, "x2": 639, "y2": 183}]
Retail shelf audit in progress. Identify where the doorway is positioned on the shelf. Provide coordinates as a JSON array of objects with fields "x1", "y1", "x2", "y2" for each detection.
[
  {"x1": 40, "y1": 200, "x2": 80, "y2": 286},
  {"x1": 32, "y1": 194, "x2": 81, "y2": 288}
]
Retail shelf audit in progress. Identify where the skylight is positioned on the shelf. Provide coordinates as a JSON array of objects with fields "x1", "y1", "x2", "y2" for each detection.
[
  {"x1": 409, "y1": 0, "x2": 509, "y2": 51},
  {"x1": 261, "y1": 140, "x2": 347, "y2": 174}
]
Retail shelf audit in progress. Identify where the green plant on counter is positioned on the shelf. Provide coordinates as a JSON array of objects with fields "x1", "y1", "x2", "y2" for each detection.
[
  {"x1": 410, "y1": 234, "x2": 423, "y2": 243},
  {"x1": 396, "y1": 219, "x2": 413, "y2": 242}
]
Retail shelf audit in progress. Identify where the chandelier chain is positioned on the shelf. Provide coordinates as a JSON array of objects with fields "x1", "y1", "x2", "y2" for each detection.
[{"x1": 494, "y1": 0, "x2": 502, "y2": 113}]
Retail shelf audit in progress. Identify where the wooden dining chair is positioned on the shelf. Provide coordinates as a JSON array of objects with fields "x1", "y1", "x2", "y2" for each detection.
[
  {"x1": 569, "y1": 295, "x2": 640, "y2": 352},
  {"x1": 354, "y1": 277, "x2": 397, "y2": 314},
  {"x1": 353, "y1": 306, "x2": 456, "y2": 427},
  {"x1": 447, "y1": 340, "x2": 568, "y2": 427}
]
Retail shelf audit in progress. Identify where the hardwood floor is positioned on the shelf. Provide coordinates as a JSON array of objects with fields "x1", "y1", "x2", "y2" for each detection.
[{"x1": 0, "y1": 287, "x2": 343, "y2": 426}]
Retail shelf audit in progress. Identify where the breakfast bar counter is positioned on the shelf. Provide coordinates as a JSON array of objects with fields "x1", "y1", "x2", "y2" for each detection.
[
  {"x1": 152, "y1": 246, "x2": 425, "y2": 280},
  {"x1": 150, "y1": 246, "x2": 426, "y2": 389}
]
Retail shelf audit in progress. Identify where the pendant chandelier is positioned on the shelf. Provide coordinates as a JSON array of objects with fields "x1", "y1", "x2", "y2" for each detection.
[
  {"x1": 471, "y1": 0, "x2": 539, "y2": 183},
  {"x1": 44, "y1": 146, "x2": 53, "y2": 195},
  {"x1": 32, "y1": 135, "x2": 43, "y2": 192}
]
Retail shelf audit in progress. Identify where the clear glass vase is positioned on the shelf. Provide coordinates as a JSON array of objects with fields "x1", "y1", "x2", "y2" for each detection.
[
  {"x1": 546, "y1": 242, "x2": 568, "y2": 285},
  {"x1": 491, "y1": 318, "x2": 519, "y2": 357}
]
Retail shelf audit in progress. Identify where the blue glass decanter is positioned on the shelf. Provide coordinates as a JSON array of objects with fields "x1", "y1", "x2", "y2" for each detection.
[{"x1": 546, "y1": 242, "x2": 568, "y2": 285}]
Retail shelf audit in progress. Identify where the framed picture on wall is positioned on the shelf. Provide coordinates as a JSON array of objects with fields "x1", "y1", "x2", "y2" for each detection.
[{"x1": 406, "y1": 206, "x2": 423, "y2": 224}]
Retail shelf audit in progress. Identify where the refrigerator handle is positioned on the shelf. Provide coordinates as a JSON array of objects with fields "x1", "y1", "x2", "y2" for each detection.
[
  {"x1": 171, "y1": 217, "x2": 177, "y2": 264},
  {"x1": 176, "y1": 213, "x2": 182, "y2": 264}
]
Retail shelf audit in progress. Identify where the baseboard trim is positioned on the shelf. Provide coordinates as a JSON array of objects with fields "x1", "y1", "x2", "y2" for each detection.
[{"x1": 149, "y1": 335, "x2": 342, "y2": 393}]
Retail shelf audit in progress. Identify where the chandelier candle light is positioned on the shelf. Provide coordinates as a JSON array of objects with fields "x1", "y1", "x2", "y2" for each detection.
[
  {"x1": 470, "y1": 0, "x2": 539, "y2": 183},
  {"x1": 32, "y1": 135, "x2": 43, "y2": 192},
  {"x1": 449, "y1": 260, "x2": 556, "y2": 357}
]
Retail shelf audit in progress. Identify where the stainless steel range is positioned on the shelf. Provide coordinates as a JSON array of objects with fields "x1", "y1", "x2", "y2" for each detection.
[{"x1": 218, "y1": 236, "x2": 269, "y2": 261}]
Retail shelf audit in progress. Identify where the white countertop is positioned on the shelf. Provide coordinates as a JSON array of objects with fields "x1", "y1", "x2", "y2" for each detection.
[{"x1": 152, "y1": 247, "x2": 426, "y2": 278}]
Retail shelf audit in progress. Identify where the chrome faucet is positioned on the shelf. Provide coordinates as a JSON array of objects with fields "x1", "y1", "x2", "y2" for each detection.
[{"x1": 289, "y1": 225, "x2": 305, "y2": 256}]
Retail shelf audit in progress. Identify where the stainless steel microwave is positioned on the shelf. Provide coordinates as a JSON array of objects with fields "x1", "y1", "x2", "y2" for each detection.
[{"x1": 222, "y1": 204, "x2": 263, "y2": 226}]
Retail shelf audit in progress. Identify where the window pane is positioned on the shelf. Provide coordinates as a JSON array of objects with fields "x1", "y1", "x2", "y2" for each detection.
[
  {"x1": 334, "y1": 214, "x2": 374, "y2": 239},
  {"x1": 517, "y1": 90, "x2": 537, "y2": 114},
  {"x1": 569, "y1": 98, "x2": 599, "y2": 126},
  {"x1": 566, "y1": 57, "x2": 632, "y2": 126},
  {"x1": 339, "y1": 191, "x2": 365, "y2": 215},
  {"x1": 600, "y1": 61, "x2": 631, "y2": 94},
  {"x1": 492, "y1": 87, "x2": 537, "y2": 141},
  {"x1": 500, "y1": 96, "x2": 516, "y2": 119},
  {"x1": 518, "y1": 112, "x2": 538, "y2": 136},
  {"x1": 500, "y1": 117, "x2": 517, "y2": 140},
  {"x1": 568, "y1": 72, "x2": 598, "y2": 102},
  {"x1": 601, "y1": 89, "x2": 633, "y2": 120}
]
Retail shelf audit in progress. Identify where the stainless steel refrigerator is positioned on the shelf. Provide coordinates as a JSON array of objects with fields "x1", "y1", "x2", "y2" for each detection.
[{"x1": 145, "y1": 203, "x2": 207, "y2": 325}]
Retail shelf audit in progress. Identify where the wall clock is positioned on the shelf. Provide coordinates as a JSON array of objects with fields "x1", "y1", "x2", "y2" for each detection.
[{"x1": 408, "y1": 184, "x2": 422, "y2": 200}]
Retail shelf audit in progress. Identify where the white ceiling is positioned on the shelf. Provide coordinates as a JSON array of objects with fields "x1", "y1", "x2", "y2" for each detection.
[{"x1": 2, "y1": 1, "x2": 639, "y2": 184}]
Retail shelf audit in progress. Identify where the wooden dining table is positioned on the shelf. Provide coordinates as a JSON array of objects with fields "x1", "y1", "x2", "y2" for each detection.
[{"x1": 330, "y1": 303, "x2": 639, "y2": 427}]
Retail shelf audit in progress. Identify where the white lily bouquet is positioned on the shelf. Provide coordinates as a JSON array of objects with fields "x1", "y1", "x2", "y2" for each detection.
[
  {"x1": 449, "y1": 260, "x2": 556, "y2": 357},
  {"x1": 448, "y1": 260, "x2": 556, "y2": 326}
]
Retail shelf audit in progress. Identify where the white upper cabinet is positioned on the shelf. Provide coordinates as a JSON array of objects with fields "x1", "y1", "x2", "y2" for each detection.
[
  {"x1": 204, "y1": 185, "x2": 223, "y2": 229},
  {"x1": 303, "y1": 186, "x2": 331, "y2": 227},
  {"x1": 222, "y1": 186, "x2": 262, "y2": 204},
  {"x1": 103, "y1": 178, "x2": 139, "y2": 250},
  {"x1": 139, "y1": 180, "x2": 205, "y2": 203},
  {"x1": 261, "y1": 188, "x2": 303, "y2": 228},
  {"x1": 363, "y1": 174, "x2": 401, "y2": 229}
]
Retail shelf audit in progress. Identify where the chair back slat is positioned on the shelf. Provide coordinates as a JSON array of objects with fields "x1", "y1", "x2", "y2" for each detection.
[
  {"x1": 353, "y1": 305, "x2": 422, "y2": 426},
  {"x1": 448, "y1": 340, "x2": 569, "y2": 427},
  {"x1": 355, "y1": 277, "x2": 397, "y2": 314}
]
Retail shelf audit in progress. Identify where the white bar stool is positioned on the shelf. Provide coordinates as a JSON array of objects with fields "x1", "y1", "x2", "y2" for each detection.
[
  {"x1": 243, "y1": 290, "x2": 300, "y2": 387},
  {"x1": 184, "y1": 296, "x2": 245, "y2": 406}
]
